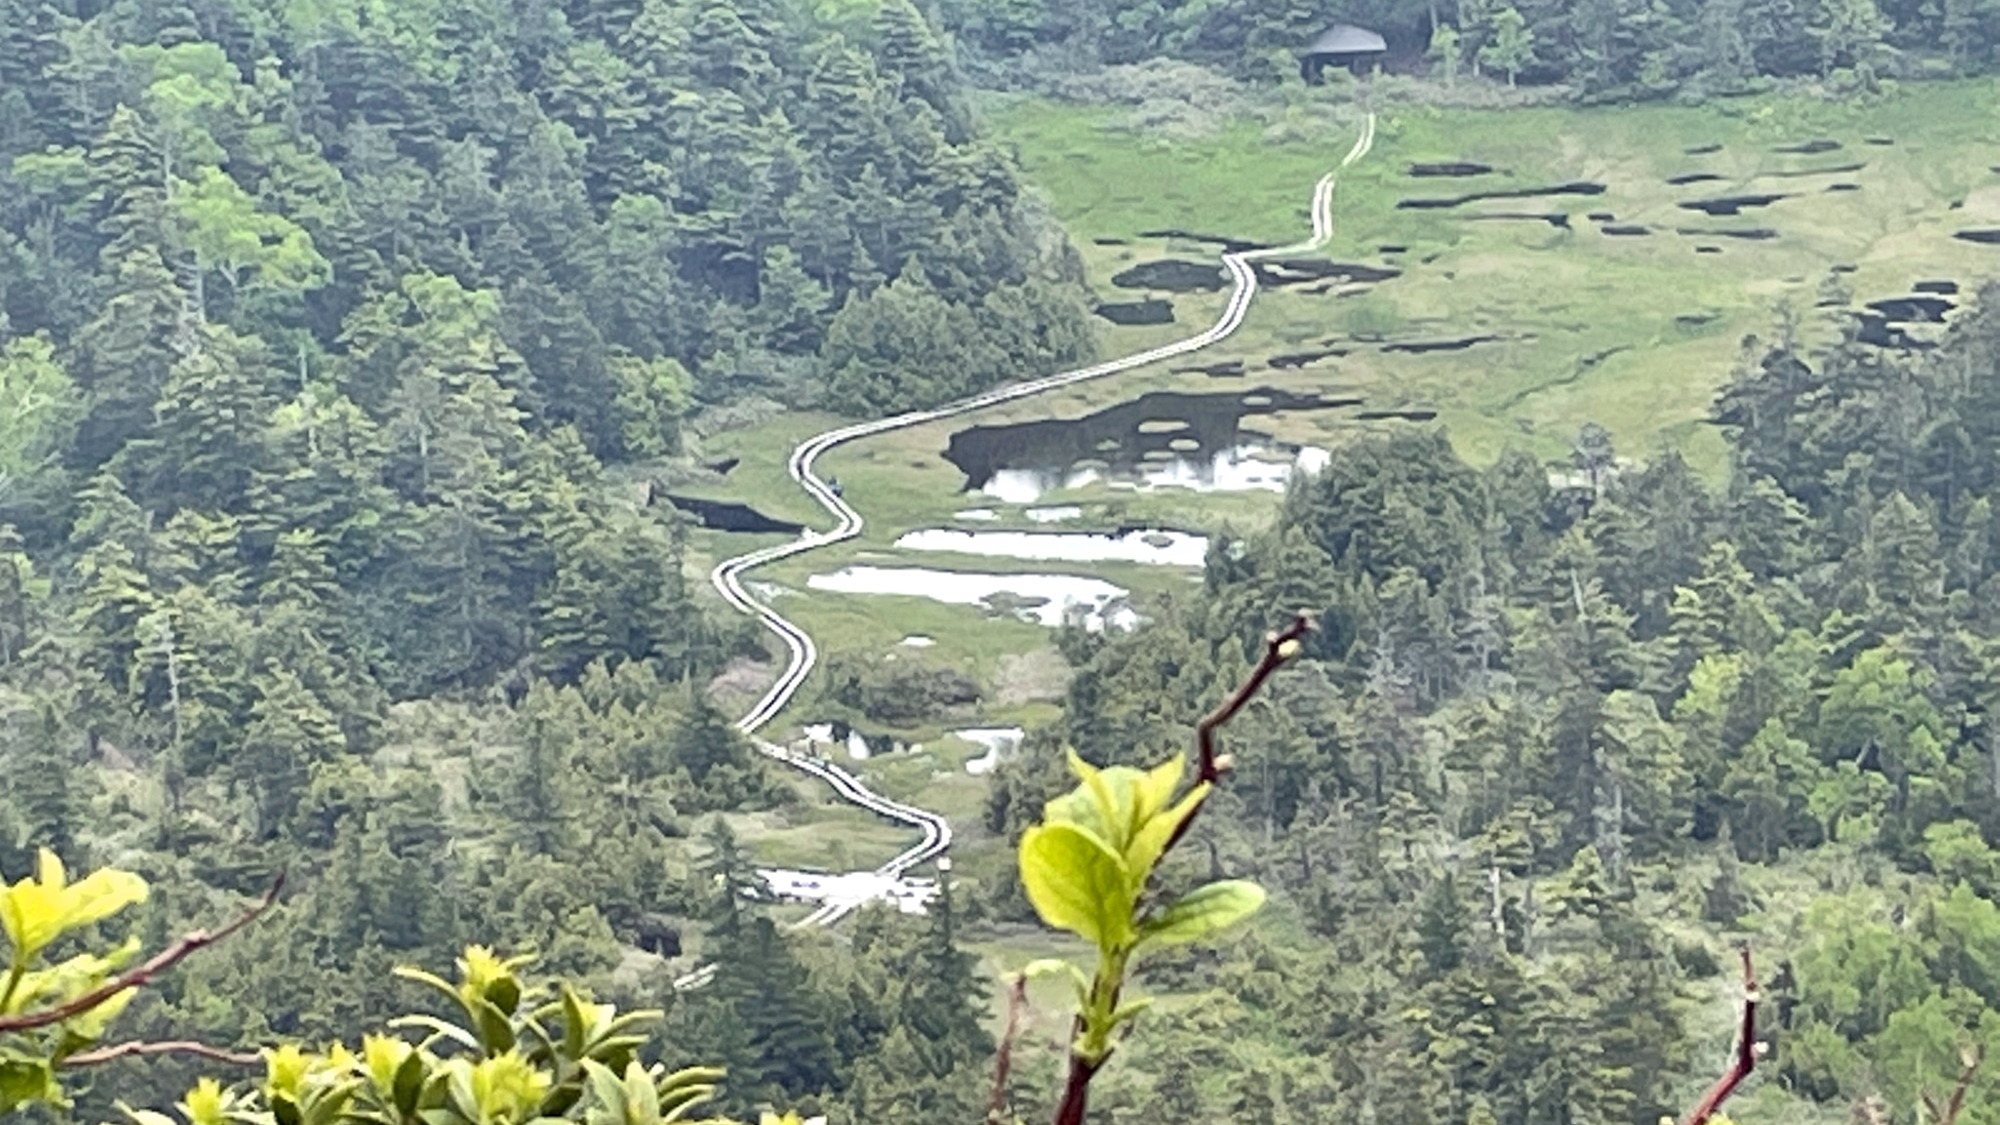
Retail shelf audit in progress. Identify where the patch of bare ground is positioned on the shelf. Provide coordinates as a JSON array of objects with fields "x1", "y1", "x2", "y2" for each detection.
[{"x1": 707, "y1": 655, "x2": 776, "y2": 713}]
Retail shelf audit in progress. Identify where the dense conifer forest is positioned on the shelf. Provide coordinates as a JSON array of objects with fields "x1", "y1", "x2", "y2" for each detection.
[
  {"x1": 942, "y1": 0, "x2": 2000, "y2": 97},
  {"x1": 5, "y1": 0, "x2": 2000, "y2": 1122}
]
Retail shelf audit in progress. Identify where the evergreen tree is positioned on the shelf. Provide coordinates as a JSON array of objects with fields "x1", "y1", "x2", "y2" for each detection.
[
  {"x1": 233, "y1": 663, "x2": 346, "y2": 839},
  {"x1": 115, "y1": 324, "x2": 280, "y2": 515}
]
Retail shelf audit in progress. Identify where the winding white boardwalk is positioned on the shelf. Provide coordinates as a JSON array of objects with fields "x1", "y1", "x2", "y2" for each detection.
[{"x1": 678, "y1": 115, "x2": 1376, "y2": 983}]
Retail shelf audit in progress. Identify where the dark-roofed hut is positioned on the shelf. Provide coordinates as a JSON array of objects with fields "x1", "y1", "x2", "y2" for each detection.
[{"x1": 1301, "y1": 24, "x2": 1387, "y2": 83}]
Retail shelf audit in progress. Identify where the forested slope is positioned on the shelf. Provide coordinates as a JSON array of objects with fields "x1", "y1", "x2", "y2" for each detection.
[
  {"x1": 0, "y1": 0, "x2": 1105, "y2": 836},
  {"x1": 963, "y1": 288, "x2": 2000, "y2": 1122},
  {"x1": 0, "y1": 0, "x2": 1083, "y2": 1117},
  {"x1": 0, "y1": 0, "x2": 1100, "y2": 539}
]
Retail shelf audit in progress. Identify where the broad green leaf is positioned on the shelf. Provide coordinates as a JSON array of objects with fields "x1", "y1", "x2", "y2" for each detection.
[
  {"x1": 1132, "y1": 754, "x2": 1186, "y2": 827},
  {"x1": 58, "y1": 979, "x2": 135, "y2": 1041},
  {"x1": 0, "y1": 851, "x2": 144, "y2": 965},
  {"x1": 13, "y1": 937, "x2": 139, "y2": 1018},
  {"x1": 580, "y1": 1060, "x2": 627, "y2": 1124},
  {"x1": 393, "y1": 1044, "x2": 428, "y2": 1115},
  {"x1": 1047, "y1": 756, "x2": 1172, "y2": 859},
  {"x1": 656, "y1": 1065, "x2": 725, "y2": 1091},
  {"x1": 1019, "y1": 823, "x2": 1134, "y2": 948},
  {"x1": 59, "y1": 861, "x2": 149, "y2": 929},
  {"x1": 484, "y1": 973, "x2": 522, "y2": 1017},
  {"x1": 560, "y1": 986, "x2": 589, "y2": 1063},
  {"x1": 628, "y1": 1060, "x2": 659, "y2": 1125},
  {"x1": 1064, "y1": 748, "x2": 1101, "y2": 787},
  {"x1": 1137, "y1": 881, "x2": 1266, "y2": 948},
  {"x1": 470, "y1": 996, "x2": 517, "y2": 1055},
  {"x1": 388, "y1": 1014, "x2": 482, "y2": 1053},
  {"x1": 1042, "y1": 751, "x2": 1125, "y2": 848},
  {"x1": 1124, "y1": 782, "x2": 1209, "y2": 880},
  {"x1": 656, "y1": 1066, "x2": 723, "y2": 1122},
  {"x1": 1043, "y1": 785, "x2": 1109, "y2": 841}
]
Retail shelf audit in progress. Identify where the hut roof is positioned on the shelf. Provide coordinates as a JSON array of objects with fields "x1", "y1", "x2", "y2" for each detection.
[{"x1": 1304, "y1": 24, "x2": 1387, "y2": 55}]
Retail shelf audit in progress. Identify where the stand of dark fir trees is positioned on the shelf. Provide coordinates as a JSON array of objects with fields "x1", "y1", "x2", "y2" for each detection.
[
  {"x1": 0, "y1": 0, "x2": 1075, "y2": 1119},
  {"x1": 943, "y1": 0, "x2": 2000, "y2": 98}
]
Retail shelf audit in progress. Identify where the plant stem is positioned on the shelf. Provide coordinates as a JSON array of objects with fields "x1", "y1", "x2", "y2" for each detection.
[
  {"x1": 984, "y1": 976, "x2": 1029, "y2": 1125},
  {"x1": 0, "y1": 873, "x2": 284, "y2": 1034},
  {"x1": 1052, "y1": 1044, "x2": 1100, "y2": 1125},
  {"x1": 1048, "y1": 615, "x2": 1310, "y2": 1125},
  {"x1": 1680, "y1": 947, "x2": 1760, "y2": 1125},
  {"x1": 0, "y1": 960, "x2": 25, "y2": 1014}
]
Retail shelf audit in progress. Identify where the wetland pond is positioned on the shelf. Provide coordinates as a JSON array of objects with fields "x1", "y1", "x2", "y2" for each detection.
[
  {"x1": 943, "y1": 386, "x2": 1367, "y2": 504},
  {"x1": 957, "y1": 728, "x2": 1026, "y2": 775},
  {"x1": 896, "y1": 527, "x2": 1209, "y2": 567},
  {"x1": 806, "y1": 566, "x2": 1139, "y2": 632}
]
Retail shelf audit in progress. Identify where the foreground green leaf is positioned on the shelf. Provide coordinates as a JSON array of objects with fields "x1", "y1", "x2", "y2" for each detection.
[
  {"x1": 1019, "y1": 823, "x2": 1135, "y2": 948},
  {"x1": 1137, "y1": 881, "x2": 1266, "y2": 948}
]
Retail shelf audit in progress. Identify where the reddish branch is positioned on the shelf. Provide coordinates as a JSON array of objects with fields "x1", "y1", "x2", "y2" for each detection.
[
  {"x1": 58, "y1": 1040, "x2": 262, "y2": 1069},
  {"x1": 1053, "y1": 615, "x2": 1311, "y2": 1125},
  {"x1": 1053, "y1": 1055, "x2": 1098, "y2": 1125},
  {"x1": 1680, "y1": 947, "x2": 1761, "y2": 1125},
  {"x1": 0, "y1": 873, "x2": 284, "y2": 1035},
  {"x1": 1196, "y1": 615, "x2": 1313, "y2": 784},
  {"x1": 986, "y1": 975, "x2": 1029, "y2": 1125},
  {"x1": 1156, "y1": 614, "x2": 1313, "y2": 861},
  {"x1": 1918, "y1": 1043, "x2": 1983, "y2": 1125}
]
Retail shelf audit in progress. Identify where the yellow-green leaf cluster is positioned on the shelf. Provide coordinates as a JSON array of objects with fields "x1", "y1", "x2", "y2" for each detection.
[
  {"x1": 0, "y1": 850, "x2": 148, "y2": 968},
  {"x1": 1020, "y1": 752, "x2": 1263, "y2": 957},
  {"x1": 0, "y1": 851, "x2": 153, "y2": 1114},
  {"x1": 121, "y1": 950, "x2": 752, "y2": 1125},
  {"x1": 1015, "y1": 752, "x2": 1267, "y2": 1066}
]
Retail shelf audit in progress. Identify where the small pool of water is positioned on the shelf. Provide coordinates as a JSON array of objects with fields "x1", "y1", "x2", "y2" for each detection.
[
  {"x1": 807, "y1": 566, "x2": 1137, "y2": 631},
  {"x1": 945, "y1": 386, "x2": 1361, "y2": 503},
  {"x1": 895, "y1": 528, "x2": 1209, "y2": 567},
  {"x1": 760, "y1": 868, "x2": 935, "y2": 914},
  {"x1": 801, "y1": 721, "x2": 889, "y2": 760},
  {"x1": 955, "y1": 728, "x2": 1026, "y2": 775},
  {"x1": 977, "y1": 444, "x2": 1330, "y2": 504}
]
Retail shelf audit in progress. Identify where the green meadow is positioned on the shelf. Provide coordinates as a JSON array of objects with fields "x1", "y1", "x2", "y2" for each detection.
[{"x1": 992, "y1": 79, "x2": 2000, "y2": 468}]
